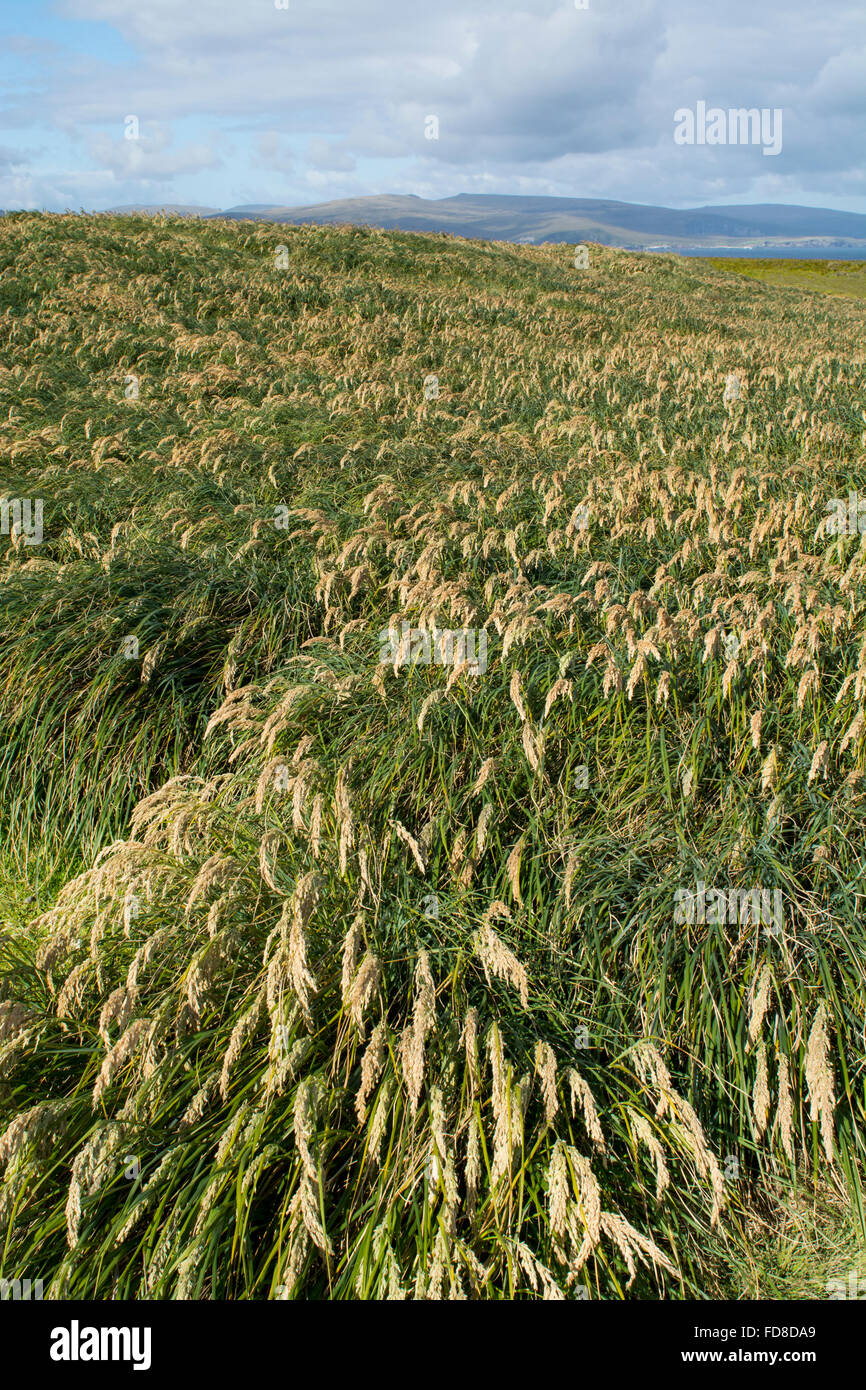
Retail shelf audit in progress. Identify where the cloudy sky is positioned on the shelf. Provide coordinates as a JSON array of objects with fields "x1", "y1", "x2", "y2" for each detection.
[{"x1": 1, "y1": 0, "x2": 864, "y2": 213}]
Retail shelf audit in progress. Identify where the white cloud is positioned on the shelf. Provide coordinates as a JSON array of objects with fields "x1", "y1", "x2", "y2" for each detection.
[
  {"x1": 305, "y1": 139, "x2": 356, "y2": 174},
  {"x1": 254, "y1": 132, "x2": 295, "y2": 175},
  {"x1": 0, "y1": 0, "x2": 859, "y2": 210},
  {"x1": 86, "y1": 124, "x2": 223, "y2": 181}
]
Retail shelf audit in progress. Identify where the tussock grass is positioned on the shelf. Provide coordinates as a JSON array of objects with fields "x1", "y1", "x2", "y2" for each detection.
[{"x1": 1, "y1": 213, "x2": 865, "y2": 1298}]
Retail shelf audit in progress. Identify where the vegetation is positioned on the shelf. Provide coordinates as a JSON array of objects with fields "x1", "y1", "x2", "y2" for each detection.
[
  {"x1": 1, "y1": 213, "x2": 865, "y2": 1299},
  {"x1": 708, "y1": 256, "x2": 866, "y2": 301}
]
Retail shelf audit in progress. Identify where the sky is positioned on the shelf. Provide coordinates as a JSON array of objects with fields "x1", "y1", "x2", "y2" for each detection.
[{"x1": 0, "y1": 0, "x2": 864, "y2": 213}]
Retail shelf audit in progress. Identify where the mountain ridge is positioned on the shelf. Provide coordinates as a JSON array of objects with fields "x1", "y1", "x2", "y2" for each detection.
[{"x1": 97, "y1": 194, "x2": 866, "y2": 249}]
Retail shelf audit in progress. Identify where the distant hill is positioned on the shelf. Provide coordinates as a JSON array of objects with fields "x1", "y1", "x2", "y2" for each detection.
[
  {"x1": 82, "y1": 195, "x2": 866, "y2": 250},
  {"x1": 200, "y1": 194, "x2": 866, "y2": 250}
]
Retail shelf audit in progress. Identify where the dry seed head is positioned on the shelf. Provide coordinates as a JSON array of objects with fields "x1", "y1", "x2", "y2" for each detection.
[
  {"x1": 475, "y1": 803, "x2": 494, "y2": 856},
  {"x1": 185, "y1": 934, "x2": 231, "y2": 1024},
  {"x1": 775, "y1": 1052, "x2": 795, "y2": 1161},
  {"x1": 355, "y1": 1019, "x2": 386, "y2": 1122},
  {"x1": 485, "y1": 1020, "x2": 505, "y2": 1110},
  {"x1": 547, "y1": 1142, "x2": 570, "y2": 1241},
  {"x1": 401, "y1": 951, "x2": 436, "y2": 1113},
  {"x1": 626, "y1": 652, "x2": 647, "y2": 701},
  {"x1": 600, "y1": 1210, "x2": 677, "y2": 1285},
  {"x1": 334, "y1": 765, "x2": 354, "y2": 873},
  {"x1": 293, "y1": 1077, "x2": 319, "y2": 1178},
  {"x1": 471, "y1": 757, "x2": 496, "y2": 797},
  {"x1": 505, "y1": 837, "x2": 524, "y2": 907},
  {"x1": 340, "y1": 916, "x2": 364, "y2": 1005},
  {"x1": 348, "y1": 952, "x2": 382, "y2": 1036},
  {"x1": 127, "y1": 925, "x2": 174, "y2": 997},
  {"x1": 602, "y1": 656, "x2": 622, "y2": 697},
  {"x1": 185, "y1": 853, "x2": 235, "y2": 914},
  {"x1": 543, "y1": 678, "x2": 572, "y2": 721},
  {"x1": 258, "y1": 831, "x2": 282, "y2": 892},
  {"x1": 633, "y1": 1041, "x2": 673, "y2": 1119},
  {"x1": 427, "y1": 1228, "x2": 450, "y2": 1301},
  {"x1": 750, "y1": 708, "x2": 763, "y2": 752},
  {"x1": 280, "y1": 874, "x2": 321, "y2": 1022},
  {"x1": 417, "y1": 690, "x2": 443, "y2": 733},
  {"x1": 673, "y1": 1097, "x2": 726, "y2": 1226},
  {"x1": 206, "y1": 894, "x2": 228, "y2": 937},
  {"x1": 460, "y1": 1006, "x2": 479, "y2": 1089},
  {"x1": 0, "y1": 1100, "x2": 70, "y2": 1173},
  {"x1": 760, "y1": 747, "x2": 779, "y2": 796},
  {"x1": 515, "y1": 1241, "x2": 563, "y2": 1299},
  {"x1": 299, "y1": 1169, "x2": 332, "y2": 1254},
  {"x1": 475, "y1": 921, "x2": 529, "y2": 1009},
  {"x1": 534, "y1": 1041, "x2": 559, "y2": 1126},
  {"x1": 703, "y1": 627, "x2": 721, "y2": 663},
  {"x1": 428, "y1": 1084, "x2": 448, "y2": 1169},
  {"x1": 747, "y1": 962, "x2": 773, "y2": 1049},
  {"x1": 98, "y1": 986, "x2": 133, "y2": 1047},
  {"x1": 808, "y1": 740, "x2": 830, "y2": 785},
  {"x1": 57, "y1": 961, "x2": 90, "y2": 1019},
  {"x1": 457, "y1": 1104, "x2": 480, "y2": 1198},
  {"x1": 629, "y1": 1110, "x2": 670, "y2": 1202},
  {"x1": 309, "y1": 793, "x2": 323, "y2": 858},
  {"x1": 570, "y1": 1148, "x2": 603, "y2": 1249},
  {"x1": 92, "y1": 1019, "x2": 151, "y2": 1106},
  {"x1": 358, "y1": 846, "x2": 374, "y2": 899},
  {"x1": 634, "y1": 1043, "x2": 725, "y2": 1220},
  {"x1": 840, "y1": 710, "x2": 864, "y2": 754},
  {"x1": 220, "y1": 994, "x2": 265, "y2": 1100},
  {"x1": 722, "y1": 657, "x2": 739, "y2": 700},
  {"x1": 521, "y1": 721, "x2": 543, "y2": 773},
  {"x1": 180, "y1": 1076, "x2": 219, "y2": 1131},
  {"x1": 516, "y1": 1241, "x2": 540, "y2": 1293},
  {"x1": 797, "y1": 668, "x2": 820, "y2": 710},
  {"x1": 66, "y1": 1121, "x2": 125, "y2": 1248},
  {"x1": 265, "y1": 940, "x2": 288, "y2": 1017},
  {"x1": 449, "y1": 827, "x2": 468, "y2": 877},
  {"x1": 491, "y1": 1077, "x2": 523, "y2": 1185},
  {"x1": 805, "y1": 1003, "x2": 836, "y2": 1164},
  {"x1": 566, "y1": 1068, "x2": 606, "y2": 1153},
  {"x1": 287, "y1": 908, "x2": 317, "y2": 1023},
  {"x1": 367, "y1": 1077, "x2": 393, "y2": 1168},
  {"x1": 393, "y1": 819, "x2": 426, "y2": 874},
  {"x1": 277, "y1": 1199, "x2": 311, "y2": 1299},
  {"x1": 509, "y1": 671, "x2": 528, "y2": 722},
  {"x1": 753, "y1": 1042, "x2": 771, "y2": 1138}
]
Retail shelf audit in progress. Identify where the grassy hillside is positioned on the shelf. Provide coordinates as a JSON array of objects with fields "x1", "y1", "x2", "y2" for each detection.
[
  {"x1": 708, "y1": 257, "x2": 866, "y2": 301},
  {"x1": 1, "y1": 214, "x2": 865, "y2": 1300}
]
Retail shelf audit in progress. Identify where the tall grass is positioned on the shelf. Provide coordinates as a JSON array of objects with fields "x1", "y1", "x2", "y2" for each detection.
[{"x1": 1, "y1": 213, "x2": 864, "y2": 1297}]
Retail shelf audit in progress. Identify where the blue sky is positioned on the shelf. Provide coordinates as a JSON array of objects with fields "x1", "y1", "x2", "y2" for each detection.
[{"x1": 1, "y1": 0, "x2": 864, "y2": 213}]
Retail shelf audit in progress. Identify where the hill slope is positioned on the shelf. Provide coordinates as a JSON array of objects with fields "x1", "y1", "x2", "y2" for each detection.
[{"x1": 0, "y1": 215, "x2": 865, "y2": 1299}]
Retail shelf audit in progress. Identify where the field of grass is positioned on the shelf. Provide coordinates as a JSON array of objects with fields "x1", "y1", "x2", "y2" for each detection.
[
  {"x1": 1, "y1": 215, "x2": 865, "y2": 1300},
  {"x1": 708, "y1": 257, "x2": 866, "y2": 301}
]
